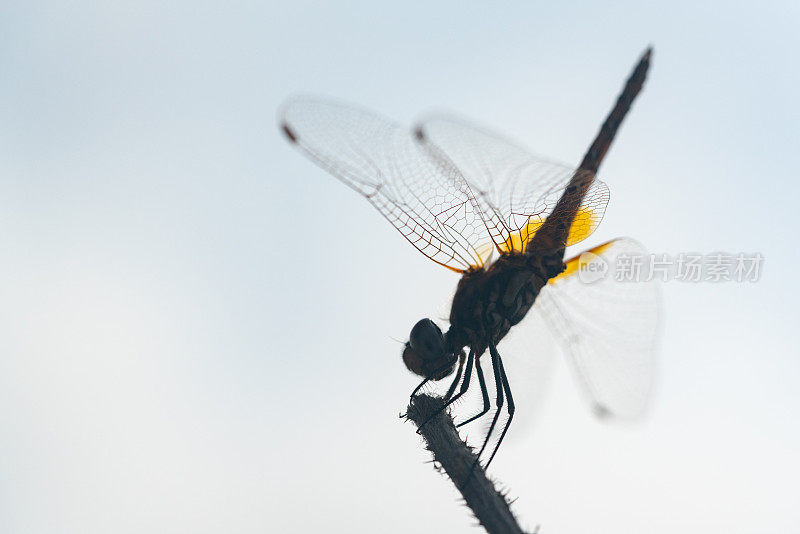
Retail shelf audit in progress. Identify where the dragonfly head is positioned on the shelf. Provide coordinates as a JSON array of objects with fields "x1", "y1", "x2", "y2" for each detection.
[{"x1": 402, "y1": 318, "x2": 457, "y2": 379}]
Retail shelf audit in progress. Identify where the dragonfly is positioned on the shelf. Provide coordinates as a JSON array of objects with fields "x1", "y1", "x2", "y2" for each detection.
[{"x1": 279, "y1": 48, "x2": 659, "y2": 471}]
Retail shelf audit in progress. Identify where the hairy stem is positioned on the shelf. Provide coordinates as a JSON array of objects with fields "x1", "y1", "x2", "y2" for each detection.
[{"x1": 406, "y1": 394, "x2": 528, "y2": 534}]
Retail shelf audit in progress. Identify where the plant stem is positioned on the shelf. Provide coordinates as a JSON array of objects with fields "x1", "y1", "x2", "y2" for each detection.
[{"x1": 406, "y1": 394, "x2": 528, "y2": 534}]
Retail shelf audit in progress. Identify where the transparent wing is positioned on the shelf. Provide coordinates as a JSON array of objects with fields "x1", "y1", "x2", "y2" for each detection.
[
  {"x1": 536, "y1": 238, "x2": 660, "y2": 419},
  {"x1": 415, "y1": 116, "x2": 610, "y2": 253},
  {"x1": 280, "y1": 97, "x2": 493, "y2": 272}
]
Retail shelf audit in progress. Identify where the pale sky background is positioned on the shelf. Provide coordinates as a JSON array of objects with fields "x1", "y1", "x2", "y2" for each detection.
[{"x1": 1, "y1": 1, "x2": 799, "y2": 533}]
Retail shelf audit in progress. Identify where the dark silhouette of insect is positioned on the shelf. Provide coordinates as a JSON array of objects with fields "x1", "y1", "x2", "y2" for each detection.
[{"x1": 279, "y1": 48, "x2": 658, "y2": 471}]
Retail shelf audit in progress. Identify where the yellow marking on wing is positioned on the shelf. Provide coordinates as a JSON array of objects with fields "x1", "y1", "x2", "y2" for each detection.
[
  {"x1": 500, "y1": 206, "x2": 599, "y2": 254},
  {"x1": 565, "y1": 206, "x2": 599, "y2": 246},
  {"x1": 549, "y1": 240, "x2": 617, "y2": 284},
  {"x1": 500, "y1": 218, "x2": 544, "y2": 253},
  {"x1": 473, "y1": 242, "x2": 495, "y2": 268}
]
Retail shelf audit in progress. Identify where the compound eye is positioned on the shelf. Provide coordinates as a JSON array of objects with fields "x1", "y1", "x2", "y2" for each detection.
[
  {"x1": 402, "y1": 344, "x2": 425, "y2": 376},
  {"x1": 408, "y1": 318, "x2": 445, "y2": 361}
]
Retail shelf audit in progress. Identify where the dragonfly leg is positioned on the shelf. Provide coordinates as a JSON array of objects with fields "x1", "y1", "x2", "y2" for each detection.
[
  {"x1": 469, "y1": 343, "x2": 505, "y2": 475},
  {"x1": 401, "y1": 356, "x2": 465, "y2": 419},
  {"x1": 416, "y1": 348, "x2": 475, "y2": 434},
  {"x1": 409, "y1": 376, "x2": 431, "y2": 401},
  {"x1": 456, "y1": 354, "x2": 490, "y2": 428},
  {"x1": 400, "y1": 375, "x2": 431, "y2": 418},
  {"x1": 483, "y1": 343, "x2": 515, "y2": 470},
  {"x1": 444, "y1": 351, "x2": 467, "y2": 401}
]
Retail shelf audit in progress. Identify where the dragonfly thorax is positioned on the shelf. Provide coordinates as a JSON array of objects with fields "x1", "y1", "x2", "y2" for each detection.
[
  {"x1": 403, "y1": 250, "x2": 565, "y2": 379},
  {"x1": 448, "y1": 250, "x2": 566, "y2": 355}
]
